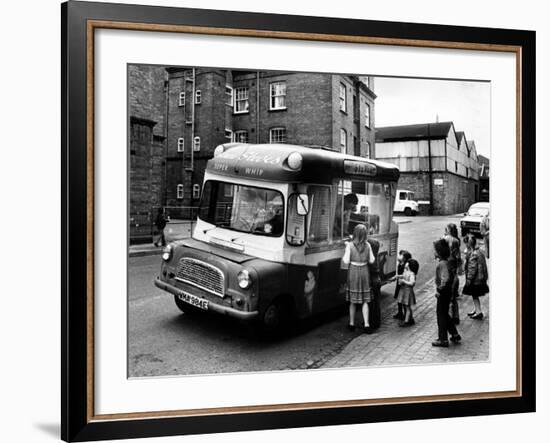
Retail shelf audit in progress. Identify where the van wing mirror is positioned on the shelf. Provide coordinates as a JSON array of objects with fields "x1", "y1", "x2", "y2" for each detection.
[{"x1": 296, "y1": 194, "x2": 309, "y2": 216}]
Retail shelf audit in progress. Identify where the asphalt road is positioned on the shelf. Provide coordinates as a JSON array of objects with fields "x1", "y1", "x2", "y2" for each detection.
[{"x1": 128, "y1": 214, "x2": 464, "y2": 377}]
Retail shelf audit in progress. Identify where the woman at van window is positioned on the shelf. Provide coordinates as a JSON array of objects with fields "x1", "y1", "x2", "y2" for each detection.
[{"x1": 342, "y1": 224, "x2": 375, "y2": 334}]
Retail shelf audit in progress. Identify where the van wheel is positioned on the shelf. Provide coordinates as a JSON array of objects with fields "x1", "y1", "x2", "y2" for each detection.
[
  {"x1": 260, "y1": 298, "x2": 291, "y2": 339},
  {"x1": 404, "y1": 207, "x2": 412, "y2": 216}
]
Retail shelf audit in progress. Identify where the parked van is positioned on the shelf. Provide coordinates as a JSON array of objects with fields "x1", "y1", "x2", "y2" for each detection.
[
  {"x1": 154, "y1": 143, "x2": 400, "y2": 336},
  {"x1": 394, "y1": 189, "x2": 418, "y2": 216}
]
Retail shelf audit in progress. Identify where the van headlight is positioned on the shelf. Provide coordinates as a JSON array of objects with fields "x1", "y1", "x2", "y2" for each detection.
[
  {"x1": 237, "y1": 269, "x2": 252, "y2": 289},
  {"x1": 162, "y1": 244, "x2": 173, "y2": 261}
]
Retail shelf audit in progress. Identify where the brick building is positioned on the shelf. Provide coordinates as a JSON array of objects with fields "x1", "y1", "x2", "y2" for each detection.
[
  {"x1": 375, "y1": 122, "x2": 481, "y2": 215},
  {"x1": 128, "y1": 65, "x2": 376, "y2": 242},
  {"x1": 477, "y1": 153, "x2": 490, "y2": 202},
  {"x1": 128, "y1": 65, "x2": 168, "y2": 242},
  {"x1": 164, "y1": 68, "x2": 376, "y2": 209}
]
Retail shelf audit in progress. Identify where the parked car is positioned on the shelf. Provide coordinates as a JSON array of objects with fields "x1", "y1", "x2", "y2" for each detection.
[
  {"x1": 394, "y1": 189, "x2": 418, "y2": 216},
  {"x1": 460, "y1": 202, "x2": 490, "y2": 237}
]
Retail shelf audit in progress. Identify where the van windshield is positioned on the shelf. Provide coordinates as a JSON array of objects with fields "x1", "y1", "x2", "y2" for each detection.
[{"x1": 198, "y1": 181, "x2": 284, "y2": 237}]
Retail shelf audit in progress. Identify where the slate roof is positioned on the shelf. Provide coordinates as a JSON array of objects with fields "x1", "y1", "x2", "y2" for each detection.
[{"x1": 375, "y1": 122, "x2": 454, "y2": 142}]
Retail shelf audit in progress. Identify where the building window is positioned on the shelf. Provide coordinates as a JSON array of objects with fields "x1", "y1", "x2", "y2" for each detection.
[
  {"x1": 234, "y1": 130, "x2": 249, "y2": 143},
  {"x1": 270, "y1": 82, "x2": 286, "y2": 110},
  {"x1": 177, "y1": 137, "x2": 184, "y2": 152},
  {"x1": 178, "y1": 91, "x2": 185, "y2": 107},
  {"x1": 340, "y1": 129, "x2": 347, "y2": 154},
  {"x1": 177, "y1": 184, "x2": 184, "y2": 199},
  {"x1": 270, "y1": 127, "x2": 287, "y2": 144},
  {"x1": 365, "y1": 103, "x2": 371, "y2": 128},
  {"x1": 225, "y1": 85, "x2": 233, "y2": 106},
  {"x1": 195, "y1": 90, "x2": 201, "y2": 104},
  {"x1": 234, "y1": 87, "x2": 249, "y2": 113},
  {"x1": 192, "y1": 184, "x2": 201, "y2": 199},
  {"x1": 339, "y1": 83, "x2": 347, "y2": 112},
  {"x1": 365, "y1": 141, "x2": 371, "y2": 158},
  {"x1": 224, "y1": 129, "x2": 233, "y2": 140},
  {"x1": 193, "y1": 136, "x2": 200, "y2": 151}
]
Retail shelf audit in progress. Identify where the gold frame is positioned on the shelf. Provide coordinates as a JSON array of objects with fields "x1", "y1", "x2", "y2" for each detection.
[{"x1": 86, "y1": 20, "x2": 523, "y2": 423}]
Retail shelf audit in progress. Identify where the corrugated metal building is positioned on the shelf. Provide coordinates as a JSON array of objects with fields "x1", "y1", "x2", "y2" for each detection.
[{"x1": 375, "y1": 122, "x2": 481, "y2": 215}]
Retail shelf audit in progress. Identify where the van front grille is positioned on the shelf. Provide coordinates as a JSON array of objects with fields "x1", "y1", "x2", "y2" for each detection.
[{"x1": 175, "y1": 258, "x2": 224, "y2": 297}]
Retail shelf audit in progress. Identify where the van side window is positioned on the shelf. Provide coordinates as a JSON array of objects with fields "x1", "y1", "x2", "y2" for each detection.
[
  {"x1": 399, "y1": 192, "x2": 407, "y2": 200},
  {"x1": 307, "y1": 186, "x2": 330, "y2": 245},
  {"x1": 286, "y1": 194, "x2": 306, "y2": 246},
  {"x1": 347, "y1": 180, "x2": 392, "y2": 235}
]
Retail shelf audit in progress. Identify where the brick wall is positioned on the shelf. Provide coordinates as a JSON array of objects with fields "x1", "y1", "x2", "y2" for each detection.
[{"x1": 397, "y1": 171, "x2": 478, "y2": 215}]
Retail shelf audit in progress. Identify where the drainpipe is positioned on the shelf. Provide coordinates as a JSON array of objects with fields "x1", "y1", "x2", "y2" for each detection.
[
  {"x1": 256, "y1": 71, "x2": 260, "y2": 143},
  {"x1": 427, "y1": 123, "x2": 434, "y2": 216},
  {"x1": 190, "y1": 68, "x2": 195, "y2": 173}
]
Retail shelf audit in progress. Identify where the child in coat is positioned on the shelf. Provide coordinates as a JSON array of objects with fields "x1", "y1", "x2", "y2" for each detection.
[
  {"x1": 393, "y1": 250, "x2": 412, "y2": 320},
  {"x1": 396, "y1": 258, "x2": 419, "y2": 326}
]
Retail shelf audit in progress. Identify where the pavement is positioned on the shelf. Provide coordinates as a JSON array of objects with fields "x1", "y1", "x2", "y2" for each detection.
[{"x1": 320, "y1": 273, "x2": 490, "y2": 369}]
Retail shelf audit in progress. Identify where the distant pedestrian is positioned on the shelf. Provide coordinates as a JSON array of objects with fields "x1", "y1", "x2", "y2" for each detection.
[
  {"x1": 444, "y1": 223, "x2": 462, "y2": 325},
  {"x1": 432, "y1": 239, "x2": 461, "y2": 347},
  {"x1": 393, "y1": 250, "x2": 412, "y2": 320},
  {"x1": 397, "y1": 258, "x2": 419, "y2": 327},
  {"x1": 480, "y1": 212, "x2": 490, "y2": 258},
  {"x1": 153, "y1": 208, "x2": 167, "y2": 247},
  {"x1": 462, "y1": 235, "x2": 489, "y2": 320},
  {"x1": 342, "y1": 224, "x2": 375, "y2": 334}
]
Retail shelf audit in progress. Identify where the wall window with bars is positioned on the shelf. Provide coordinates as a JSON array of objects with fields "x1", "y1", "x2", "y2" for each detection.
[
  {"x1": 234, "y1": 87, "x2": 249, "y2": 113},
  {"x1": 234, "y1": 130, "x2": 249, "y2": 143},
  {"x1": 365, "y1": 103, "x2": 371, "y2": 128},
  {"x1": 269, "y1": 127, "x2": 287, "y2": 144},
  {"x1": 269, "y1": 82, "x2": 286, "y2": 110},
  {"x1": 195, "y1": 90, "x2": 201, "y2": 104},
  {"x1": 193, "y1": 136, "x2": 200, "y2": 151},
  {"x1": 224, "y1": 129, "x2": 233, "y2": 140},
  {"x1": 340, "y1": 129, "x2": 347, "y2": 154},
  {"x1": 177, "y1": 137, "x2": 184, "y2": 152},
  {"x1": 177, "y1": 184, "x2": 184, "y2": 199},
  {"x1": 339, "y1": 83, "x2": 347, "y2": 112},
  {"x1": 178, "y1": 91, "x2": 185, "y2": 107}
]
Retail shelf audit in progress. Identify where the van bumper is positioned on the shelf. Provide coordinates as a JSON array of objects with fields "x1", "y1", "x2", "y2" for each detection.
[{"x1": 154, "y1": 277, "x2": 259, "y2": 321}]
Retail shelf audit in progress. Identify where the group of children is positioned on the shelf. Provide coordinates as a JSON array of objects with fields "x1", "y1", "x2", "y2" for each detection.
[{"x1": 344, "y1": 222, "x2": 489, "y2": 347}]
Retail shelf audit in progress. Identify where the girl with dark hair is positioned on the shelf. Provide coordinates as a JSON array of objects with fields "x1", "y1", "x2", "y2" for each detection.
[
  {"x1": 342, "y1": 224, "x2": 375, "y2": 334},
  {"x1": 463, "y1": 235, "x2": 489, "y2": 319},
  {"x1": 444, "y1": 223, "x2": 462, "y2": 324},
  {"x1": 397, "y1": 258, "x2": 419, "y2": 327},
  {"x1": 393, "y1": 250, "x2": 412, "y2": 320},
  {"x1": 432, "y1": 239, "x2": 461, "y2": 347}
]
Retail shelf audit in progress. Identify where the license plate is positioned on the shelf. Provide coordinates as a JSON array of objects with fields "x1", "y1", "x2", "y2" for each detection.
[{"x1": 177, "y1": 292, "x2": 209, "y2": 310}]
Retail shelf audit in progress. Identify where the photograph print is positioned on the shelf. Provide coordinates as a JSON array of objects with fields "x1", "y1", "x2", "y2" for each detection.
[{"x1": 128, "y1": 65, "x2": 490, "y2": 378}]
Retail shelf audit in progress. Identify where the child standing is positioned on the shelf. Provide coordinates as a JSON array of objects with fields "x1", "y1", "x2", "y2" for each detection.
[
  {"x1": 393, "y1": 250, "x2": 412, "y2": 320},
  {"x1": 342, "y1": 224, "x2": 375, "y2": 334},
  {"x1": 432, "y1": 239, "x2": 461, "y2": 347},
  {"x1": 397, "y1": 259, "x2": 419, "y2": 326}
]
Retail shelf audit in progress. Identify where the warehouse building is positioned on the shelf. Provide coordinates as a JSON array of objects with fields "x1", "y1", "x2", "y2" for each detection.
[{"x1": 375, "y1": 122, "x2": 481, "y2": 215}]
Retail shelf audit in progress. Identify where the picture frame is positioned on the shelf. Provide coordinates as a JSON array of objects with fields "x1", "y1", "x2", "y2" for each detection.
[{"x1": 61, "y1": 1, "x2": 536, "y2": 441}]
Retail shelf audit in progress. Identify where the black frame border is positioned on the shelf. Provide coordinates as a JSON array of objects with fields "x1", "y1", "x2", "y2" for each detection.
[{"x1": 62, "y1": 1, "x2": 536, "y2": 441}]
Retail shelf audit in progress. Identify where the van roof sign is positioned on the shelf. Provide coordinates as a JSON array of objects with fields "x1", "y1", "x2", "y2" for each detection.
[{"x1": 207, "y1": 143, "x2": 399, "y2": 184}]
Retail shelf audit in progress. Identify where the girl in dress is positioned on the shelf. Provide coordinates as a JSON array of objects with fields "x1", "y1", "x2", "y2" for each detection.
[
  {"x1": 397, "y1": 258, "x2": 419, "y2": 326},
  {"x1": 342, "y1": 224, "x2": 375, "y2": 334},
  {"x1": 463, "y1": 235, "x2": 489, "y2": 319}
]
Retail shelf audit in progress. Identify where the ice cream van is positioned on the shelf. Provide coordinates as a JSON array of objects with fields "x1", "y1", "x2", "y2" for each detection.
[{"x1": 154, "y1": 143, "x2": 400, "y2": 336}]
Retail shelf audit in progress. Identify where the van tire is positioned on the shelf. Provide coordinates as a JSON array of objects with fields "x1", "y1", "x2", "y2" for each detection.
[
  {"x1": 404, "y1": 207, "x2": 412, "y2": 216},
  {"x1": 259, "y1": 297, "x2": 291, "y2": 339}
]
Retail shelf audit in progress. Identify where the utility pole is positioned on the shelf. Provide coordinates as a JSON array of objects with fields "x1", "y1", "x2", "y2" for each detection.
[{"x1": 427, "y1": 123, "x2": 434, "y2": 216}]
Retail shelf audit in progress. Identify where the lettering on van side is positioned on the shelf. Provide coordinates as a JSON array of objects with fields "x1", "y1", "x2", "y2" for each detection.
[{"x1": 244, "y1": 167, "x2": 264, "y2": 176}]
